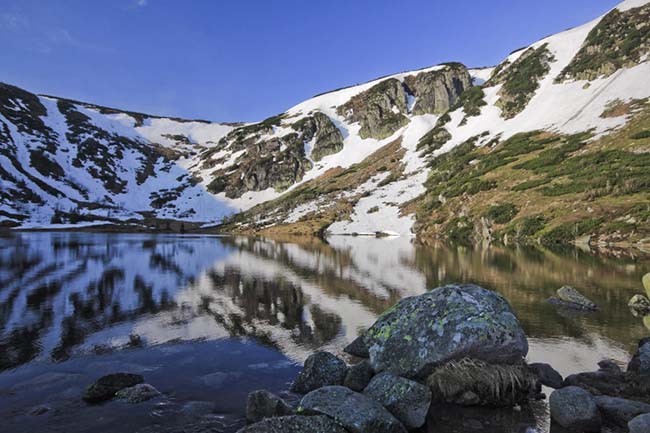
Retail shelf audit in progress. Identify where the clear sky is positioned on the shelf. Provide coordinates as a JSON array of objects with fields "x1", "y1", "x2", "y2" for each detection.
[{"x1": 1, "y1": 0, "x2": 619, "y2": 123}]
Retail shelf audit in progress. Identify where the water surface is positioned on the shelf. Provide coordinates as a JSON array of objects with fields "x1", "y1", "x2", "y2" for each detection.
[{"x1": 0, "y1": 232, "x2": 648, "y2": 432}]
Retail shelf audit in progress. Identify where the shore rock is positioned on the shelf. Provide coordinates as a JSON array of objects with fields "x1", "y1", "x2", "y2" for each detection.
[
  {"x1": 629, "y1": 413, "x2": 650, "y2": 433},
  {"x1": 628, "y1": 338, "x2": 650, "y2": 375},
  {"x1": 363, "y1": 284, "x2": 528, "y2": 378},
  {"x1": 549, "y1": 386, "x2": 601, "y2": 432},
  {"x1": 237, "y1": 415, "x2": 348, "y2": 433},
  {"x1": 82, "y1": 373, "x2": 144, "y2": 403},
  {"x1": 300, "y1": 386, "x2": 407, "y2": 433},
  {"x1": 246, "y1": 390, "x2": 294, "y2": 424},
  {"x1": 290, "y1": 352, "x2": 347, "y2": 394},
  {"x1": 529, "y1": 363, "x2": 563, "y2": 389},
  {"x1": 598, "y1": 359, "x2": 622, "y2": 375},
  {"x1": 115, "y1": 383, "x2": 160, "y2": 403},
  {"x1": 344, "y1": 360, "x2": 374, "y2": 392},
  {"x1": 563, "y1": 370, "x2": 626, "y2": 396},
  {"x1": 556, "y1": 286, "x2": 598, "y2": 311},
  {"x1": 363, "y1": 372, "x2": 431, "y2": 429},
  {"x1": 344, "y1": 336, "x2": 369, "y2": 358},
  {"x1": 595, "y1": 396, "x2": 650, "y2": 427}
]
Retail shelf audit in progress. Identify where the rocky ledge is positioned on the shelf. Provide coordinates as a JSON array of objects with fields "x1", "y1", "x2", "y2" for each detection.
[{"x1": 238, "y1": 283, "x2": 650, "y2": 433}]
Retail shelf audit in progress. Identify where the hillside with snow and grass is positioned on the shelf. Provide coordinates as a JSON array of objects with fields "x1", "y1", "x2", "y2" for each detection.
[{"x1": 1, "y1": 0, "x2": 650, "y2": 247}]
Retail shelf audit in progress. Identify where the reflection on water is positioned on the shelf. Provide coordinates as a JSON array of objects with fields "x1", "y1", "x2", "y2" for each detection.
[{"x1": 0, "y1": 232, "x2": 649, "y2": 431}]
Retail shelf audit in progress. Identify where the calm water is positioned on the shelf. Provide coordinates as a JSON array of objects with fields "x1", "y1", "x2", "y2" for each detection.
[{"x1": 0, "y1": 232, "x2": 648, "y2": 433}]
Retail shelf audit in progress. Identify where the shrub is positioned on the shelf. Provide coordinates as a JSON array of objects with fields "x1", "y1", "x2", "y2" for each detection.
[{"x1": 485, "y1": 203, "x2": 518, "y2": 224}]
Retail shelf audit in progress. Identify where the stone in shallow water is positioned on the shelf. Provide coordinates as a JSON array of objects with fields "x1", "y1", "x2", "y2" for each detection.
[
  {"x1": 549, "y1": 386, "x2": 601, "y2": 432},
  {"x1": 82, "y1": 373, "x2": 144, "y2": 403},
  {"x1": 237, "y1": 415, "x2": 348, "y2": 433},
  {"x1": 344, "y1": 360, "x2": 374, "y2": 392},
  {"x1": 364, "y1": 284, "x2": 528, "y2": 378},
  {"x1": 629, "y1": 294, "x2": 650, "y2": 316},
  {"x1": 290, "y1": 351, "x2": 347, "y2": 394},
  {"x1": 556, "y1": 286, "x2": 598, "y2": 310},
  {"x1": 115, "y1": 383, "x2": 161, "y2": 403},
  {"x1": 528, "y1": 362, "x2": 563, "y2": 389},
  {"x1": 300, "y1": 386, "x2": 407, "y2": 433},
  {"x1": 246, "y1": 390, "x2": 294, "y2": 424},
  {"x1": 363, "y1": 372, "x2": 431, "y2": 429}
]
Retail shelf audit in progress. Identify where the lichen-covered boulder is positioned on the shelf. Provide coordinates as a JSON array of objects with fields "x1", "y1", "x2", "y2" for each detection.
[
  {"x1": 82, "y1": 373, "x2": 144, "y2": 403},
  {"x1": 556, "y1": 286, "x2": 598, "y2": 311},
  {"x1": 300, "y1": 386, "x2": 407, "y2": 433},
  {"x1": 246, "y1": 390, "x2": 294, "y2": 423},
  {"x1": 363, "y1": 372, "x2": 431, "y2": 429},
  {"x1": 549, "y1": 386, "x2": 601, "y2": 432},
  {"x1": 290, "y1": 352, "x2": 347, "y2": 394},
  {"x1": 363, "y1": 284, "x2": 528, "y2": 378},
  {"x1": 344, "y1": 360, "x2": 374, "y2": 392},
  {"x1": 236, "y1": 415, "x2": 348, "y2": 433},
  {"x1": 629, "y1": 294, "x2": 650, "y2": 316}
]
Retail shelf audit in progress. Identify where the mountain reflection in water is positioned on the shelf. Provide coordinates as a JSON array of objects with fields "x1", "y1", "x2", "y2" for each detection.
[{"x1": 1, "y1": 232, "x2": 648, "y2": 377}]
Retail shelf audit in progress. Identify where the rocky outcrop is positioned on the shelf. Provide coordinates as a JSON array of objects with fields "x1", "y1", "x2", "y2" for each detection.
[
  {"x1": 363, "y1": 284, "x2": 528, "y2": 378},
  {"x1": 292, "y1": 112, "x2": 344, "y2": 161},
  {"x1": 291, "y1": 351, "x2": 347, "y2": 394},
  {"x1": 237, "y1": 415, "x2": 348, "y2": 433},
  {"x1": 300, "y1": 386, "x2": 407, "y2": 433},
  {"x1": 82, "y1": 373, "x2": 144, "y2": 403},
  {"x1": 549, "y1": 386, "x2": 602, "y2": 432},
  {"x1": 402, "y1": 63, "x2": 472, "y2": 116},
  {"x1": 363, "y1": 372, "x2": 431, "y2": 429}
]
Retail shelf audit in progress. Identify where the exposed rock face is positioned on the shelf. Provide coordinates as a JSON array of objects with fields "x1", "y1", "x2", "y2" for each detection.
[
  {"x1": 237, "y1": 415, "x2": 348, "y2": 433},
  {"x1": 115, "y1": 383, "x2": 161, "y2": 403},
  {"x1": 344, "y1": 360, "x2": 374, "y2": 392},
  {"x1": 629, "y1": 413, "x2": 650, "y2": 433},
  {"x1": 293, "y1": 112, "x2": 344, "y2": 161},
  {"x1": 82, "y1": 373, "x2": 144, "y2": 403},
  {"x1": 557, "y1": 3, "x2": 650, "y2": 82},
  {"x1": 529, "y1": 362, "x2": 563, "y2": 389},
  {"x1": 363, "y1": 372, "x2": 431, "y2": 429},
  {"x1": 246, "y1": 390, "x2": 294, "y2": 423},
  {"x1": 549, "y1": 386, "x2": 602, "y2": 432},
  {"x1": 290, "y1": 351, "x2": 347, "y2": 394},
  {"x1": 363, "y1": 284, "x2": 528, "y2": 378},
  {"x1": 300, "y1": 386, "x2": 407, "y2": 433},
  {"x1": 595, "y1": 396, "x2": 650, "y2": 427},
  {"x1": 337, "y1": 65, "x2": 472, "y2": 140}
]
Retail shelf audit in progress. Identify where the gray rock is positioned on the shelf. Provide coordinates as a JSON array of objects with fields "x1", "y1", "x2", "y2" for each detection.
[
  {"x1": 364, "y1": 284, "x2": 528, "y2": 378},
  {"x1": 115, "y1": 383, "x2": 161, "y2": 403},
  {"x1": 290, "y1": 351, "x2": 347, "y2": 394},
  {"x1": 549, "y1": 386, "x2": 601, "y2": 432},
  {"x1": 82, "y1": 373, "x2": 144, "y2": 403},
  {"x1": 563, "y1": 370, "x2": 626, "y2": 396},
  {"x1": 529, "y1": 363, "x2": 563, "y2": 389},
  {"x1": 293, "y1": 112, "x2": 344, "y2": 161},
  {"x1": 344, "y1": 336, "x2": 369, "y2": 358},
  {"x1": 403, "y1": 64, "x2": 472, "y2": 116},
  {"x1": 300, "y1": 386, "x2": 407, "y2": 433},
  {"x1": 344, "y1": 360, "x2": 374, "y2": 392},
  {"x1": 237, "y1": 415, "x2": 348, "y2": 433},
  {"x1": 628, "y1": 338, "x2": 650, "y2": 374},
  {"x1": 629, "y1": 294, "x2": 650, "y2": 316},
  {"x1": 629, "y1": 413, "x2": 650, "y2": 433},
  {"x1": 556, "y1": 286, "x2": 598, "y2": 311},
  {"x1": 595, "y1": 396, "x2": 650, "y2": 427},
  {"x1": 246, "y1": 390, "x2": 294, "y2": 424},
  {"x1": 598, "y1": 359, "x2": 622, "y2": 375},
  {"x1": 363, "y1": 372, "x2": 431, "y2": 429}
]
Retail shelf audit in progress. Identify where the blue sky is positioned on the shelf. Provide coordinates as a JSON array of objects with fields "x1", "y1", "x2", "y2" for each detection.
[{"x1": 1, "y1": 0, "x2": 619, "y2": 122}]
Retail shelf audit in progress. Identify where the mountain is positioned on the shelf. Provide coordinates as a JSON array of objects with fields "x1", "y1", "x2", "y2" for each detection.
[{"x1": 1, "y1": 0, "x2": 649, "y2": 249}]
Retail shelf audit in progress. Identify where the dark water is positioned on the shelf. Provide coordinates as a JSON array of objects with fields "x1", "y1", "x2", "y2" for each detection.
[{"x1": 0, "y1": 232, "x2": 648, "y2": 433}]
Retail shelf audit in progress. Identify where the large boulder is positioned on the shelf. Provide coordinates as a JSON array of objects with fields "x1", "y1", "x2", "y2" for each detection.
[
  {"x1": 628, "y1": 338, "x2": 650, "y2": 375},
  {"x1": 82, "y1": 373, "x2": 144, "y2": 403},
  {"x1": 595, "y1": 396, "x2": 650, "y2": 427},
  {"x1": 363, "y1": 284, "x2": 528, "y2": 378},
  {"x1": 344, "y1": 360, "x2": 374, "y2": 392},
  {"x1": 529, "y1": 363, "x2": 563, "y2": 389},
  {"x1": 237, "y1": 415, "x2": 348, "y2": 433},
  {"x1": 290, "y1": 352, "x2": 347, "y2": 394},
  {"x1": 246, "y1": 390, "x2": 294, "y2": 423},
  {"x1": 629, "y1": 413, "x2": 650, "y2": 433},
  {"x1": 549, "y1": 386, "x2": 601, "y2": 432},
  {"x1": 300, "y1": 386, "x2": 407, "y2": 433},
  {"x1": 363, "y1": 372, "x2": 431, "y2": 429}
]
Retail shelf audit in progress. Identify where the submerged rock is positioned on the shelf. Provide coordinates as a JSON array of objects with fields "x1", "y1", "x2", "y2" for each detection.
[
  {"x1": 82, "y1": 373, "x2": 144, "y2": 403},
  {"x1": 115, "y1": 383, "x2": 160, "y2": 403},
  {"x1": 246, "y1": 390, "x2": 294, "y2": 424},
  {"x1": 237, "y1": 415, "x2": 348, "y2": 433},
  {"x1": 363, "y1": 284, "x2": 528, "y2": 378},
  {"x1": 554, "y1": 286, "x2": 598, "y2": 311},
  {"x1": 290, "y1": 351, "x2": 347, "y2": 394},
  {"x1": 344, "y1": 336, "x2": 369, "y2": 358},
  {"x1": 364, "y1": 372, "x2": 431, "y2": 429},
  {"x1": 549, "y1": 386, "x2": 601, "y2": 432},
  {"x1": 344, "y1": 360, "x2": 374, "y2": 392},
  {"x1": 529, "y1": 363, "x2": 563, "y2": 389},
  {"x1": 629, "y1": 413, "x2": 650, "y2": 433},
  {"x1": 595, "y1": 396, "x2": 650, "y2": 427},
  {"x1": 300, "y1": 386, "x2": 407, "y2": 433}
]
